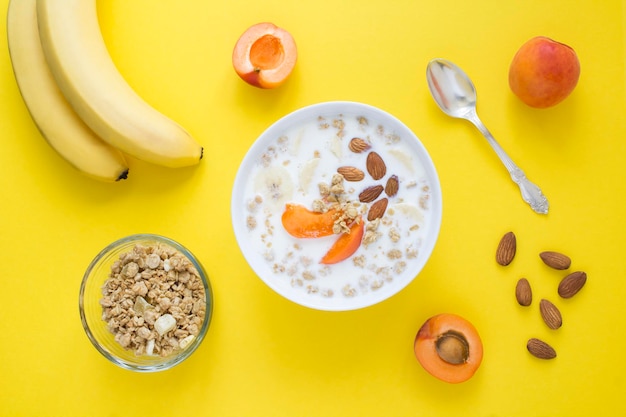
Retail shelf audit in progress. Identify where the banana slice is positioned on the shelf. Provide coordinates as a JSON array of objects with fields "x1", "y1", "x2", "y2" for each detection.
[
  {"x1": 391, "y1": 202, "x2": 424, "y2": 224},
  {"x1": 329, "y1": 134, "x2": 342, "y2": 159},
  {"x1": 299, "y1": 158, "x2": 320, "y2": 193},
  {"x1": 288, "y1": 128, "x2": 305, "y2": 156},
  {"x1": 254, "y1": 166, "x2": 295, "y2": 210},
  {"x1": 388, "y1": 149, "x2": 415, "y2": 173}
]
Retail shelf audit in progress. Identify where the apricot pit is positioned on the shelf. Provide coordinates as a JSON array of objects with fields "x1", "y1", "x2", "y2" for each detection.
[
  {"x1": 435, "y1": 331, "x2": 469, "y2": 365},
  {"x1": 414, "y1": 313, "x2": 483, "y2": 383}
]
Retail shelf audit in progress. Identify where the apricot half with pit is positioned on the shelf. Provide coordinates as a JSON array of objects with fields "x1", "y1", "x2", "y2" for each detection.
[
  {"x1": 232, "y1": 22, "x2": 297, "y2": 89},
  {"x1": 414, "y1": 313, "x2": 483, "y2": 383},
  {"x1": 508, "y1": 36, "x2": 580, "y2": 108}
]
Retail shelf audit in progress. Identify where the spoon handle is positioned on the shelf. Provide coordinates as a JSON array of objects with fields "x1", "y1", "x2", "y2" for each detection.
[{"x1": 467, "y1": 113, "x2": 549, "y2": 214}]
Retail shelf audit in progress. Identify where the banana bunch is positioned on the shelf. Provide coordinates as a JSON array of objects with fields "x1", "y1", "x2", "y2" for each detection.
[{"x1": 7, "y1": 0, "x2": 203, "y2": 182}]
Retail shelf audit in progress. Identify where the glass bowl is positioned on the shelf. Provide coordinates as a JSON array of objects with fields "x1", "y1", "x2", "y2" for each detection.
[
  {"x1": 231, "y1": 101, "x2": 442, "y2": 311},
  {"x1": 79, "y1": 234, "x2": 213, "y2": 372}
]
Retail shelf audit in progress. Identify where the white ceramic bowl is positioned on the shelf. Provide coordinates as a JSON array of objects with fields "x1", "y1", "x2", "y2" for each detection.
[{"x1": 232, "y1": 101, "x2": 442, "y2": 311}]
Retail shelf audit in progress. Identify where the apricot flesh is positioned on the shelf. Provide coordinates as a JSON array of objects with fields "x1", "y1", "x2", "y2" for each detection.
[
  {"x1": 509, "y1": 36, "x2": 580, "y2": 108},
  {"x1": 232, "y1": 22, "x2": 297, "y2": 89},
  {"x1": 414, "y1": 313, "x2": 483, "y2": 383},
  {"x1": 320, "y1": 217, "x2": 364, "y2": 265},
  {"x1": 250, "y1": 35, "x2": 284, "y2": 70},
  {"x1": 281, "y1": 204, "x2": 337, "y2": 238}
]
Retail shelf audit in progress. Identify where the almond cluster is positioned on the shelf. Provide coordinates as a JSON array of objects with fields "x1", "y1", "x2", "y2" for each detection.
[
  {"x1": 337, "y1": 138, "x2": 399, "y2": 222},
  {"x1": 495, "y1": 231, "x2": 588, "y2": 360}
]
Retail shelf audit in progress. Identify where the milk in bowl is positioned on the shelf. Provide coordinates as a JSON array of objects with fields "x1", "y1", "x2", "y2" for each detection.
[{"x1": 231, "y1": 102, "x2": 442, "y2": 311}]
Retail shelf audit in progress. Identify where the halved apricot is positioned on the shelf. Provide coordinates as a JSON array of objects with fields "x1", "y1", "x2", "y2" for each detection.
[
  {"x1": 281, "y1": 204, "x2": 337, "y2": 238},
  {"x1": 232, "y1": 22, "x2": 297, "y2": 89},
  {"x1": 320, "y1": 217, "x2": 364, "y2": 265},
  {"x1": 414, "y1": 313, "x2": 483, "y2": 384}
]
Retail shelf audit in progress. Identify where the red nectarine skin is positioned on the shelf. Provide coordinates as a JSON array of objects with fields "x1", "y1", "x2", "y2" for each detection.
[
  {"x1": 232, "y1": 22, "x2": 297, "y2": 89},
  {"x1": 414, "y1": 313, "x2": 483, "y2": 384},
  {"x1": 509, "y1": 36, "x2": 580, "y2": 108}
]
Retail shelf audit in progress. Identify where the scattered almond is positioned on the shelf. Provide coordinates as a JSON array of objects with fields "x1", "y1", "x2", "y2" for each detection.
[
  {"x1": 359, "y1": 185, "x2": 384, "y2": 203},
  {"x1": 348, "y1": 137, "x2": 371, "y2": 153},
  {"x1": 337, "y1": 166, "x2": 365, "y2": 182},
  {"x1": 515, "y1": 278, "x2": 532, "y2": 306},
  {"x1": 496, "y1": 231, "x2": 516, "y2": 266},
  {"x1": 558, "y1": 271, "x2": 587, "y2": 299},
  {"x1": 366, "y1": 152, "x2": 386, "y2": 180},
  {"x1": 539, "y1": 299, "x2": 562, "y2": 330},
  {"x1": 367, "y1": 198, "x2": 388, "y2": 221},
  {"x1": 539, "y1": 251, "x2": 571, "y2": 270},
  {"x1": 384, "y1": 175, "x2": 399, "y2": 197},
  {"x1": 527, "y1": 338, "x2": 557, "y2": 359}
]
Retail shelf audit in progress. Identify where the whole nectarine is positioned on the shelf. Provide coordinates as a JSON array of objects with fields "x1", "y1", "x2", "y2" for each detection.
[
  {"x1": 232, "y1": 22, "x2": 297, "y2": 89},
  {"x1": 509, "y1": 36, "x2": 580, "y2": 108}
]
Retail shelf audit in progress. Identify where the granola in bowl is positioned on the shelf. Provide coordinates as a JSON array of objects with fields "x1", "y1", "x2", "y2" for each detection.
[
  {"x1": 79, "y1": 234, "x2": 213, "y2": 372},
  {"x1": 232, "y1": 101, "x2": 442, "y2": 311}
]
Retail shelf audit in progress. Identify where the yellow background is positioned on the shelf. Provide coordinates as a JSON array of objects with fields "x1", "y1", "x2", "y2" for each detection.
[{"x1": 1, "y1": 0, "x2": 625, "y2": 416}]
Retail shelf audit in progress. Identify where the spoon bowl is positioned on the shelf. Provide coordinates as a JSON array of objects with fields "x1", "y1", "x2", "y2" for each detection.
[
  {"x1": 426, "y1": 58, "x2": 548, "y2": 215},
  {"x1": 426, "y1": 59, "x2": 477, "y2": 119}
]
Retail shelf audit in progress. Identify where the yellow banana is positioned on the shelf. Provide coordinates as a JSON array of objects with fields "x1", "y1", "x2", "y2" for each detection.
[
  {"x1": 36, "y1": 0, "x2": 203, "y2": 168},
  {"x1": 7, "y1": 0, "x2": 129, "y2": 182}
]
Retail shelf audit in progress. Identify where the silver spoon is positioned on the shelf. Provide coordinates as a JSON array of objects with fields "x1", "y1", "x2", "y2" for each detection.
[{"x1": 426, "y1": 58, "x2": 549, "y2": 215}]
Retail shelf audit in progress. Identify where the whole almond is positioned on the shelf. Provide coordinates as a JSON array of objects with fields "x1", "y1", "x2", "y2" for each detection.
[
  {"x1": 348, "y1": 137, "x2": 371, "y2": 153},
  {"x1": 539, "y1": 299, "x2": 562, "y2": 330},
  {"x1": 359, "y1": 185, "x2": 384, "y2": 203},
  {"x1": 366, "y1": 152, "x2": 386, "y2": 180},
  {"x1": 496, "y1": 231, "x2": 516, "y2": 266},
  {"x1": 367, "y1": 198, "x2": 388, "y2": 221},
  {"x1": 539, "y1": 251, "x2": 571, "y2": 270},
  {"x1": 384, "y1": 175, "x2": 399, "y2": 197},
  {"x1": 558, "y1": 271, "x2": 587, "y2": 299},
  {"x1": 515, "y1": 278, "x2": 532, "y2": 306},
  {"x1": 527, "y1": 338, "x2": 557, "y2": 359},
  {"x1": 337, "y1": 166, "x2": 365, "y2": 182}
]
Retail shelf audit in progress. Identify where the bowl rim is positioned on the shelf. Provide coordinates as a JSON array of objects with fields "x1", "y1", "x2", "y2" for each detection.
[
  {"x1": 79, "y1": 233, "x2": 213, "y2": 372},
  {"x1": 231, "y1": 100, "x2": 443, "y2": 311}
]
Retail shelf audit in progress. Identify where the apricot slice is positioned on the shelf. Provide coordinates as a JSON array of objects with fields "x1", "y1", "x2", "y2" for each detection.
[
  {"x1": 320, "y1": 217, "x2": 364, "y2": 265},
  {"x1": 232, "y1": 22, "x2": 297, "y2": 89},
  {"x1": 414, "y1": 313, "x2": 483, "y2": 384},
  {"x1": 281, "y1": 204, "x2": 337, "y2": 238}
]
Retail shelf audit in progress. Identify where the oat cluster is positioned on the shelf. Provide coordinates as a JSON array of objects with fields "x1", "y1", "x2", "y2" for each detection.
[
  {"x1": 313, "y1": 173, "x2": 363, "y2": 235},
  {"x1": 99, "y1": 243, "x2": 207, "y2": 357}
]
